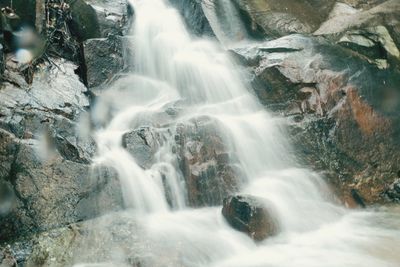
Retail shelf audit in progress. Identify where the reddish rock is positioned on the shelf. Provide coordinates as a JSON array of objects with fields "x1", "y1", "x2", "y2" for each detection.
[{"x1": 222, "y1": 195, "x2": 279, "y2": 241}]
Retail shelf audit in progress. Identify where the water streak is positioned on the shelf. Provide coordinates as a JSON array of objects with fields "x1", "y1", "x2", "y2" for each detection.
[{"x1": 86, "y1": 0, "x2": 400, "y2": 266}]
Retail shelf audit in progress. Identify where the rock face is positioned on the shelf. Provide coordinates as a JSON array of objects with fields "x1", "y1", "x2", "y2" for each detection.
[
  {"x1": 233, "y1": 34, "x2": 400, "y2": 204},
  {"x1": 0, "y1": 59, "x2": 123, "y2": 244},
  {"x1": 232, "y1": 0, "x2": 336, "y2": 37},
  {"x1": 83, "y1": 37, "x2": 125, "y2": 88},
  {"x1": 222, "y1": 195, "x2": 279, "y2": 241},
  {"x1": 315, "y1": 1, "x2": 400, "y2": 66}
]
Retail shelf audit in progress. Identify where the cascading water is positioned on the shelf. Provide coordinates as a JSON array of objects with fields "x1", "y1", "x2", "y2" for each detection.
[{"x1": 85, "y1": 0, "x2": 400, "y2": 266}]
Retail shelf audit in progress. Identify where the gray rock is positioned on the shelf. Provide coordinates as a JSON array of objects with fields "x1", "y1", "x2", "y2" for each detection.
[
  {"x1": 222, "y1": 194, "x2": 279, "y2": 241},
  {"x1": 122, "y1": 126, "x2": 165, "y2": 169},
  {"x1": 0, "y1": 59, "x2": 124, "y2": 243},
  {"x1": 83, "y1": 37, "x2": 125, "y2": 88}
]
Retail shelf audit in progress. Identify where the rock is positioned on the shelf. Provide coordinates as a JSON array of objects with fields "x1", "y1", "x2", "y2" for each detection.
[
  {"x1": 222, "y1": 195, "x2": 279, "y2": 241},
  {"x1": 83, "y1": 37, "x2": 125, "y2": 88},
  {"x1": 86, "y1": 0, "x2": 132, "y2": 37},
  {"x1": 122, "y1": 116, "x2": 242, "y2": 207},
  {"x1": 382, "y1": 178, "x2": 400, "y2": 203},
  {"x1": 122, "y1": 127, "x2": 164, "y2": 169},
  {"x1": 0, "y1": 44, "x2": 4, "y2": 77},
  {"x1": 169, "y1": 0, "x2": 214, "y2": 37},
  {"x1": 232, "y1": 0, "x2": 336, "y2": 37},
  {"x1": 22, "y1": 212, "x2": 145, "y2": 267},
  {"x1": 0, "y1": 59, "x2": 123, "y2": 243},
  {"x1": 0, "y1": 246, "x2": 17, "y2": 267},
  {"x1": 233, "y1": 34, "x2": 400, "y2": 204},
  {"x1": 175, "y1": 117, "x2": 241, "y2": 207},
  {"x1": 65, "y1": 0, "x2": 101, "y2": 42},
  {"x1": 315, "y1": 1, "x2": 400, "y2": 63}
]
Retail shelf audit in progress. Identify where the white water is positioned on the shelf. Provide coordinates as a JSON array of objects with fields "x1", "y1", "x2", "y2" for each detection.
[{"x1": 87, "y1": 0, "x2": 400, "y2": 266}]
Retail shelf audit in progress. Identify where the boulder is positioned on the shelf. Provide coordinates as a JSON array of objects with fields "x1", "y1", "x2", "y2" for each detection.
[
  {"x1": 65, "y1": 0, "x2": 101, "y2": 42},
  {"x1": 175, "y1": 117, "x2": 241, "y2": 207},
  {"x1": 222, "y1": 195, "x2": 279, "y2": 241},
  {"x1": 122, "y1": 126, "x2": 164, "y2": 169},
  {"x1": 83, "y1": 37, "x2": 125, "y2": 88},
  {"x1": 232, "y1": 34, "x2": 400, "y2": 204}
]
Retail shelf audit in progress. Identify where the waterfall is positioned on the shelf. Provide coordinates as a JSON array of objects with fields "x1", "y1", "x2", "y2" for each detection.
[{"x1": 84, "y1": 0, "x2": 400, "y2": 266}]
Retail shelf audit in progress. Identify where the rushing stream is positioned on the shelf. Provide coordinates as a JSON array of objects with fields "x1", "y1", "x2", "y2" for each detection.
[{"x1": 85, "y1": 0, "x2": 400, "y2": 266}]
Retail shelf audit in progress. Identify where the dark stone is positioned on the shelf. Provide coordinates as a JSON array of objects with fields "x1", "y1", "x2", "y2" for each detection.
[
  {"x1": 66, "y1": 0, "x2": 101, "y2": 42},
  {"x1": 0, "y1": 44, "x2": 4, "y2": 78},
  {"x1": 350, "y1": 189, "x2": 366, "y2": 208},
  {"x1": 222, "y1": 195, "x2": 279, "y2": 241},
  {"x1": 169, "y1": 0, "x2": 214, "y2": 37},
  {"x1": 0, "y1": 0, "x2": 36, "y2": 28},
  {"x1": 83, "y1": 37, "x2": 125, "y2": 88}
]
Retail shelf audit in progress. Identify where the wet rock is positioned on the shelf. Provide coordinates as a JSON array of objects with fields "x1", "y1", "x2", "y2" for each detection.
[
  {"x1": 175, "y1": 117, "x2": 241, "y2": 207},
  {"x1": 83, "y1": 37, "x2": 125, "y2": 88},
  {"x1": 232, "y1": 0, "x2": 336, "y2": 37},
  {"x1": 222, "y1": 195, "x2": 279, "y2": 241},
  {"x1": 122, "y1": 116, "x2": 242, "y2": 207},
  {"x1": 233, "y1": 34, "x2": 400, "y2": 204},
  {"x1": 169, "y1": 0, "x2": 214, "y2": 37},
  {"x1": 122, "y1": 127, "x2": 164, "y2": 169}
]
